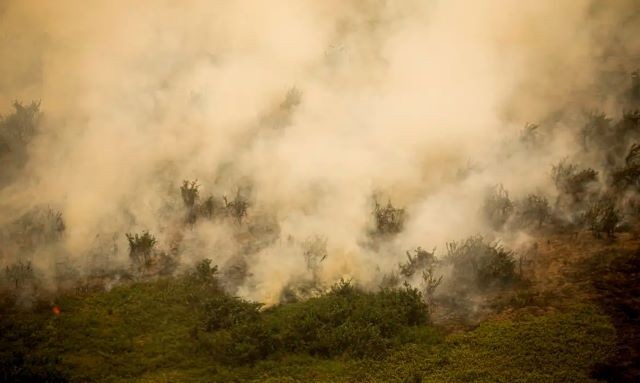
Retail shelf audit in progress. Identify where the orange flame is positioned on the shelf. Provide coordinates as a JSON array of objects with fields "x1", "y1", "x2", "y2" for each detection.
[{"x1": 52, "y1": 305, "x2": 61, "y2": 316}]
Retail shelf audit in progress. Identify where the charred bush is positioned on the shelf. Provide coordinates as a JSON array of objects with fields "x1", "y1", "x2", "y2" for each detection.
[
  {"x1": 224, "y1": 190, "x2": 249, "y2": 224},
  {"x1": 4, "y1": 261, "x2": 35, "y2": 289},
  {"x1": 179, "y1": 180, "x2": 225, "y2": 225},
  {"x1": 552, "y1": 160, "x2": 598, "y2": 203},
  {"x1": 583, "y1": 196, "x2": 620, "y2": 239},
  {"x1": 483, "y1": 184, "x2": 514, "y2": 230},
  {"x1": 125, "y1": 231, "x2": 157, "y2": 268},
  {"x1": 372, "y1": 199, "x2": 405, "y2": 236},
  {"x1": 446, "y1": 236, "x2": 517, "y2": 291},
  {"x1": 612, "y1": 143, "x2": 640, "y2": 192},
  {"x1": 0, "y1": 101, "x2": 41, "y2": 176},
  {"x1": 399, "y1": 247, "x2": 436, "y2": 278},
  {"x1": 515, "y1": 194, "x2": 551, "y2": 228},
  {"x1": 7, "y1": 207, "x2": 65, "y2": 252}
]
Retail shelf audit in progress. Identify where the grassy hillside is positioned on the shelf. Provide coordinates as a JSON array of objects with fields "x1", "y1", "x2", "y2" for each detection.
[{"x1": 3, "y1": 233, "x2": 633, "y2": 382}]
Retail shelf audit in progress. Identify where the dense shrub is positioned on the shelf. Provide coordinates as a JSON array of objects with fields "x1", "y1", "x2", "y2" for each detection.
[
  {"x1": 201, "y1": 295, "x2": 262, "y2": 332},
  {"x1": 445, "y1": 236, "x2": 517, "y2": 291},
  {"x1": 199, "y1": 280, "x2": 429, "y2": 364},
  {"x1": 372, "y1": 199, "x2": 405, "y2": 236},
  {"x1": 612, "y1": 143, "x2": 640, "y2": 191},
  {"x1": 515, "y1": 194, "x2": 551, "y2": 228},
  {"x1": 583, "y1": 196, "x2": 620, "y2": 239},
  {"x1": 125, "y1": 231, "x2": 157, "y2": 267},
  {"x1": 552, "y1": 160, "x2": 598, "y2": 203},
  {"x1": 483, "y1": 184, "x2": 514, "y2": 230}
]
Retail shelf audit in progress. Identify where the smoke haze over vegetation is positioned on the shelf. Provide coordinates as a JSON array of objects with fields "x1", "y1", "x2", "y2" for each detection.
[{"x1": 2, "y1": 1, "x2": 640, "y2": 381}]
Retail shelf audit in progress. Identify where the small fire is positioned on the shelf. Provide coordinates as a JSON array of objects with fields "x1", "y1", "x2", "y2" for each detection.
[{"x1": 52, "y1": 305, "x2": 61, "y2": 316}]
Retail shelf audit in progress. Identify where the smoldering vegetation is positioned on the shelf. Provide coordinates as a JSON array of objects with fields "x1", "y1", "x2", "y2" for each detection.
[
  {"x1": 0, "y1": 0, "x2": 637, "y2": 309},
  {"x1": 1, "y1": 0, "x2": 640, "y2": 380},
  {"x1": 2, "y1": 69, "x2": 640, "y2": 319}
]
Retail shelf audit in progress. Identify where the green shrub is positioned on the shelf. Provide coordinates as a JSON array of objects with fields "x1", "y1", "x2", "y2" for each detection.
[
  {"x1": 201, "y1": 295, "x2": 262, "y2": 332},
  {"x1": 200, "y1": 280, "x2": 429, "y2": 364}
]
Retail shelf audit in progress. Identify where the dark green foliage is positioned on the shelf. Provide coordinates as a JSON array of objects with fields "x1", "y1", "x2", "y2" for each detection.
[
  {"x1": 483, "y1": 184, "x2": 513, "y2": 230},
  {"x1": 446, "y1": 236, "x2": 517, "y2": 291},
  {"x1": 200, "y1": 280, "x2": 429, "y2": 364},
  {"x1": 201, "y1": 295, "x2": 262, "y2": 331},
  {"x1": 193, "y1": 258, "x2": 219, "y2": 284},
  {"x1": 583, "y1": 196, "x2": 620, "y2": 239},
  {"x1": 515, "y1": 194, "x2": 551, "y2": 228},
  {"x1": 0, "y1": 313, "x2": 67, "y2": 383},
  {"x1": 373, "y1": 199, "x2": 405, "y2": 236},
  {"x1": 125, "y1": 231, "x2": 157, "y2": 267},
  {"x1": 552, "y1": 160, "x2": 598, "y2": 202}
]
